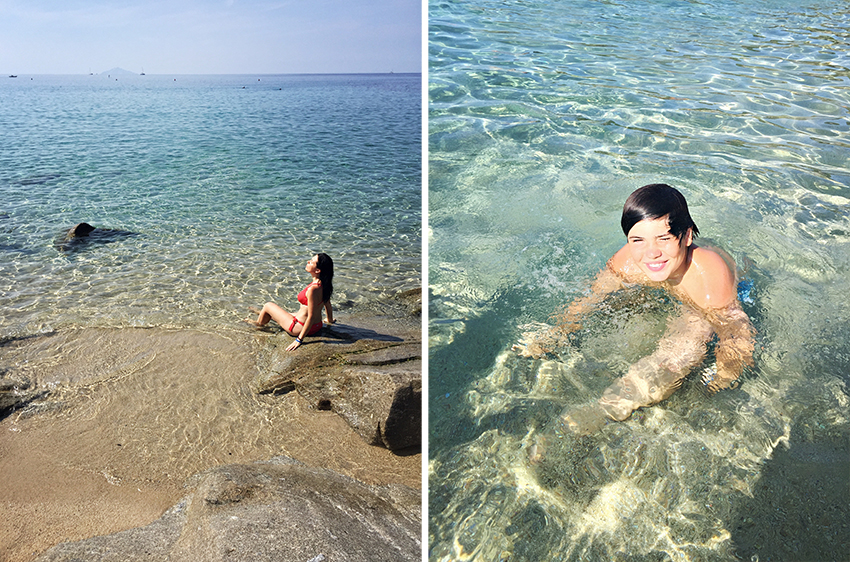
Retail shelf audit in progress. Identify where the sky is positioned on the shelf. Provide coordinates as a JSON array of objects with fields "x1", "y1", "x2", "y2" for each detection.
[{"x1": 0, "y1": 0, "x2": 422, "y2": 74}]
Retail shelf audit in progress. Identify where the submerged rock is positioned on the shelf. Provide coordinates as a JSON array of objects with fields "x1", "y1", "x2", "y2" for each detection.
[
  {"x1": 34, "y1": 456, "x2": 421, "y2": 562},
  {"x1": 54, "y1": 222, "x2": 137, "y2": 252},
  {"x1": 0, "y1": 370, "x2": 44, "y2": 415},
  {"x1": 66, "y1": 222, "x2": 96, "y2": 237}
]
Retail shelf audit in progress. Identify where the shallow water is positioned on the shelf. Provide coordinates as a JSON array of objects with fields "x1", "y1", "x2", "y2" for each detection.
[
  {"x1": 1, "y1": 326, "x2": 418, "y2": 486},
  {"x1": 429, "y1": 1, "x2": 849, "y2": 560},
  {"x1": 1, "y1": 73, "x2": 421, "y2": 338},
  {"x1": 0, "y1": 324, "x2": 420, "y2": 562}
]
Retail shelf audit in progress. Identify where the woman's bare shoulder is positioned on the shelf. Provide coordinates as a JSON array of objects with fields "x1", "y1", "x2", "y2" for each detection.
[
  {"x1": 686, "y1": 246, "x2": 737, "y2": 308},
  {"x1": 305, "y1": 282, "x2": 323, "y2": 298}
]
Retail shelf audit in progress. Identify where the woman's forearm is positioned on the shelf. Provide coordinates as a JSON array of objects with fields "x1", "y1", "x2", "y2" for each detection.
[{"x1": 709, "y1": 304, "x2": 755, "y2": 389}]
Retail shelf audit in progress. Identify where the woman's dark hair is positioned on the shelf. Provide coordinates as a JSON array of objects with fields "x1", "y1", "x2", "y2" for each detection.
[
  {"x1": 621, "y1": 183, "x2": 699, "y2": 240},
  {"x1": 316, "y1": 253, "x2": 334, "y2": 302}
]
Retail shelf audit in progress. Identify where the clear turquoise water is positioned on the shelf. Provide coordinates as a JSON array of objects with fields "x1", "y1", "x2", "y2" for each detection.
[
  {"x1": 429, "y1": 1, "x2": 849, "y2": 560},
  {"x1": 1, "y1": 73, "x2": 421, "y2": 338}
]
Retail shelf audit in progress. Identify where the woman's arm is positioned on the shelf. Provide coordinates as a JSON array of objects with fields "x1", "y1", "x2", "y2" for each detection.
[
  {"x1": 683, "y1": 247, "x2": 754, "y2": 391},
  {"x1": 324, "y1": 300, "x2": 334, "y2": 324},
  {"x1": 516, "y1": 261, "x2": 625, "y2": 357},
  {"x1": 704, "y1": 302, "x2": 755, "y2": 392}
]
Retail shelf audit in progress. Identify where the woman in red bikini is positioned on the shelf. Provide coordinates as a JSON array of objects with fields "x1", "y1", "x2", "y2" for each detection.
[{"x1": 246, "y1": 253, "x2": 335, "y2": 351}]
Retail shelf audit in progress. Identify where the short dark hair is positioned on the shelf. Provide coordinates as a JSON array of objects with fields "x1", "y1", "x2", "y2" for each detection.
[{"x1": 621, "y1": 184, "x2": 699, "y2": 240}]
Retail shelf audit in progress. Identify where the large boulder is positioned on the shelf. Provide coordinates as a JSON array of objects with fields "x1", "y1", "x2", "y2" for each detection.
[
  {"x1": 298, "y1": 362, "x2": 421, "y2": 451},
  {"x1": 254, "y1": 323, "x2": 421, "y2": 452},
  {"x1": 34, "y1": 457, "x2": 421, "y2": 562}
]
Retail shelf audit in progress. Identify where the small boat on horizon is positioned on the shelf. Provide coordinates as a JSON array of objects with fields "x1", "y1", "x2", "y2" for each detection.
[{"x1": 9, "y1": 75, "x2": 17, "y2": 78}]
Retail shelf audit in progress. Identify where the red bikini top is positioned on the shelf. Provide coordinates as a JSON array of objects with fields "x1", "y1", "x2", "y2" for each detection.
[{"x1": 297, "y1": 282, "x2": 319, "y2": 305}]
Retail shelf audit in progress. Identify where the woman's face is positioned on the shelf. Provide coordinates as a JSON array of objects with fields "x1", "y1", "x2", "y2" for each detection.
[
  {"x1": 306, "y1": 254, "x2": 320, "y2": 274},
  {"x1": 626, "y1": 217, "x2": 692, "y2": 282}
]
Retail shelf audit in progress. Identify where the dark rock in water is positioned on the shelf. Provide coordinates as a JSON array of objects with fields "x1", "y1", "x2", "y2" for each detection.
[
  {"x1": 0, "y1": 370, "x2": 44, "y2": 415},
  {"x1": 33, "y1": 457, "x2": 421, "y2": 562},
  {"x1": 68, "y1": 222, "x2": 96, "y2": 237},
  {"x1": 55, "y1": 222, "x2": 137, "y2": 252}
]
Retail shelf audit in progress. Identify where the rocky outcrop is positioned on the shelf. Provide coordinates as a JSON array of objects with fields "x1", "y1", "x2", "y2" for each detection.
[
  {"x1": 34, "y1": 456, "x2": 421, "y2": 562},
  {"x1": 255, "y1": 319, "x2": 422, "y2": 452}
]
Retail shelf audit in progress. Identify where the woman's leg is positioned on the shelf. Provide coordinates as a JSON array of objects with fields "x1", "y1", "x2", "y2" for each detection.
[{"x1": 247, "y1": 302, "x2": 296, "y2": 332}]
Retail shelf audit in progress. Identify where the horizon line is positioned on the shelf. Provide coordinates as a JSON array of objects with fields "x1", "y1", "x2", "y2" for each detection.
[{"x1": 6, "y1": 71, "x2": 421, "y2": 76}]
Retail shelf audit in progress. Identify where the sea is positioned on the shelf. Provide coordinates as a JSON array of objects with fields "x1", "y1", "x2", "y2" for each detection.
[
  {"x1": 1, "y1": 72, "x2": 422, "y2": 338},
  {"x1": 429, "y1": 1, "x2": 849, "y2": 561}
]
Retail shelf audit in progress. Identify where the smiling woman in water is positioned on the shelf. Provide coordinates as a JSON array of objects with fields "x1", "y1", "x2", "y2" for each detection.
[{"x1": 519, "y1": 184, "x2": 755, "y2": 458}]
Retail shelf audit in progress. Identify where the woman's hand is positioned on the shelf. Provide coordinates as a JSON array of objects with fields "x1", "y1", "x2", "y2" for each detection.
[{"x1": 286, "y1": 338, "x2": 302, "y2": 352}]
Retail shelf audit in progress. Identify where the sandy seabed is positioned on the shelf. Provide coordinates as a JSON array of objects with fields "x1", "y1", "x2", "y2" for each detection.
[{"x1": 0, "y1": 324, "x2": 420, "y2": 562}]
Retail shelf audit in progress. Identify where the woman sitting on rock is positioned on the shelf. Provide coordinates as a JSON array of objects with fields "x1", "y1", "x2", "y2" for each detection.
[{"x1": 246, "y1": 253, "x2": 335, "y2": 351}]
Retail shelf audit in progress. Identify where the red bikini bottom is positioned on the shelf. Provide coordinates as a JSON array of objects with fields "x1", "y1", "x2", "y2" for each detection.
[{"x1": 288, "y1": 317, "x2": 322, "y2": 336}]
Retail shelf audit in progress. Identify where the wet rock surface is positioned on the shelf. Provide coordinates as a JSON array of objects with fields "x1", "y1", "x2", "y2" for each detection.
[
  {"x1": 254, "y1": 293, "x2": 422, "y2": 452},
  {"x1": 34, "y1": 456, "x2": 421, "y2": 562}
]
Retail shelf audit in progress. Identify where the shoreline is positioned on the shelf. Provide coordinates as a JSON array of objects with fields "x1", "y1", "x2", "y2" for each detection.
[{"x1": 0, "y1": 293, "x2": 421, "y2": 562}]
